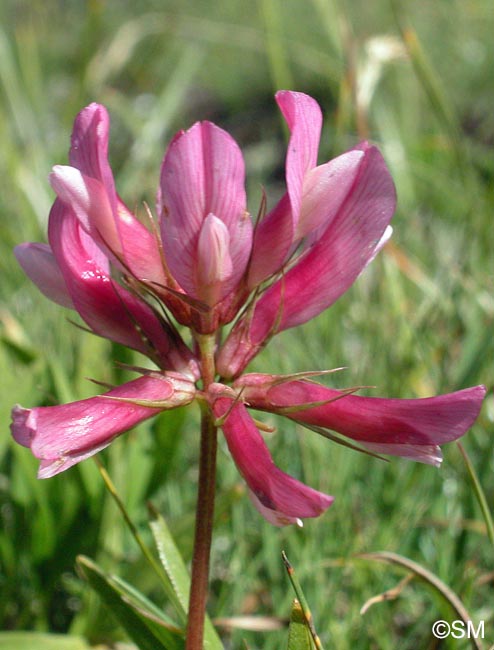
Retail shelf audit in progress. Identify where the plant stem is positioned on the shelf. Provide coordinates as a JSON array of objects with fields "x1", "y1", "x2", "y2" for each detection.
[
  {"x1": 185, "y1": 334, "x2": 218, "y2": 649},
  {"x1": 457, "y1": 441, "x2": 494, "y2": 546}
]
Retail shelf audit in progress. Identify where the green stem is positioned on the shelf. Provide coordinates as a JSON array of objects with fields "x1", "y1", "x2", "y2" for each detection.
[
  {"x1": 185, "y1": 334, "x2": 218, "y2": 649},
  {"x1": 457, "y1": 441, "x2": 494, "y2": 546}
]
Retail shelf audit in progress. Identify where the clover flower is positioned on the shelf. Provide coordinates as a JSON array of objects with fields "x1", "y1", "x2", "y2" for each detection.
[{"x1": 11, "y1": 91, "x2": 485, "y2": 526}]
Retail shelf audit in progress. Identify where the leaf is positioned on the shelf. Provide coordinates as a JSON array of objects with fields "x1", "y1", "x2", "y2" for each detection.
[
  {"x1": 457, "y1": 441, "x2": 494, "y2": 546},
  {"x1": 0, "y1": 632, "x2": 91, "y2": 650},
  {"x1": 287, "y1": 600, "x2": 313, "y2": 650},
  {"x1": 148, "y1": 507, "x2": 224, "y2": 650},
  {"x1": 282, "y1": 552, "x2": 324, "y2": 650},
  {"x1": 149, "y1": 507, "x2": 190, "y2": 612},
  {"x1": 76, "y1": 555, "x2": 184, "y2": 650},
  {"x1": 94, "y1": 459, "x2": 186, "y2": 621}
]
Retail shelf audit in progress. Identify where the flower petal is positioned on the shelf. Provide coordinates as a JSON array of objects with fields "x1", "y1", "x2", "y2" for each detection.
[
  {"x1": 47, "y1": 199, "x2": 198, "y2": 375},
  {"x1": 360, "y1": 442, "x2": 443, "y2": 466},
  {"x1": 296, "y1": 149, "x2": 365, "y2": 239},
  {"x1": 248, "y1": 91, "x2": 322, "y2": 287},
  {"x1": 217, "y1": 143, "x2": 396, "y2": 378},
  {"x1": 248, "y1": 490, "x2": 303, "y2": 527},
  {"x1": 66, "y1": 103, "x2": 165, "y2": 286},
  {"x1": 14, "y1": 242, "x2": 74, "y2": 308},
  {"x1": 195, "y1": 213, "x2": 234, "y2": 305},
  {"x1": 247, "y1": 194, "x2": 294, "y2": 288},
  {"x1": 276, "y1": 90, "x2": 323, "y2": 222},
  {"x1": 257, "y1": 143, "x2": 396, "y2": 330},
  {"x1": 158, "y1": 121, "x2": 251, "y2": 302},
  {"x1": 208, "y1": 384, "x2": 333, "y2": 524},
  {"x1": 11, "y1": 373, "x2": 195, "y2": 478},
  {"x1": 236, "y1": 374, "x2": 486, "y2": 463},
  {"x1": 50, "y1": 165, "x2": 120, "y2": 252},
  {"x1": 69, "y1": 102, "x2": 116, "y2": 203}
]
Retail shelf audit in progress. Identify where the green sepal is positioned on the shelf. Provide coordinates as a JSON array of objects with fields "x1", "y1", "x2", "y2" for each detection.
[{"x1": 299, "y1": 422, "x2": 388, "y2": 461}]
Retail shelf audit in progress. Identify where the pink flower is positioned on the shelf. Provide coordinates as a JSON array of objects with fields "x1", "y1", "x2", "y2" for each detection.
[
  {"x1": 157, "y1": 121, "x2": 253, "y2": 313},
  {"x1": 208, "y1": 384, "x2": 333, "y2": 526},
  {"x1": 11, "y1": 91, "x2": 485, "y2": 525},
  {"x1": 12, "y1": 373, "x2": 195, "y2": 478},
  {"x1": 217, "y1": 95, "x2": 396, "y2": 378},
  {"x1": 234, "y1": 374, "x2": 486, "y2": 467}
]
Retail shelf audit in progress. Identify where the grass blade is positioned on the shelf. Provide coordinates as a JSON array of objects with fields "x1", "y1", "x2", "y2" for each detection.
[
  {"x1": 287, "y1": 599, "x2": 313, "y2": 650},
  {"x1": 76, "y1": 556, "x2": 184, "y2": 650},
  {"x1": 457, "y1": 441, "x2": 494, "y2": 546},
  {"x1": 282, "y1": 551, "x2": 325, "y2": 650},
  {"x1": 149, "y1": 507, "x2": 223, "y2": 650}
]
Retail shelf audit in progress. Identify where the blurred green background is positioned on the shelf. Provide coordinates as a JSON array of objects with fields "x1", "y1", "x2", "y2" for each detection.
[{"x1": 1, "y1": 0, "x2": 493, "y2": 648}]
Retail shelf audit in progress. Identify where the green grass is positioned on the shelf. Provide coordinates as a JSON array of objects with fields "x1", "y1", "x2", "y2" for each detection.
[{"x1": 1, "y1": 1, "x2": 493, "y2": 648}]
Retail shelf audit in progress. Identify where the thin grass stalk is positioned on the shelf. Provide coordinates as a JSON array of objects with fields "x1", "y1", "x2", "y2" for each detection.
[
  {"x1": 457, "y1": 441, "x2": 494, "y2": 546},
  {"x1": 259, "y1": 0, "x2": 294, "y2": 92}
]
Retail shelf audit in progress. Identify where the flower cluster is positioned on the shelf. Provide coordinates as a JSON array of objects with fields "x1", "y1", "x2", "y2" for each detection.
[{"x1": 12, "y1": 91, "x2": 485, "y2": 525}]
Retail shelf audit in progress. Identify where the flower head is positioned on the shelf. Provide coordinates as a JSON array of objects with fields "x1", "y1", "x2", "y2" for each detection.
[{"x1": 11, "y1": 92, "x2": 485, "y2": 525}]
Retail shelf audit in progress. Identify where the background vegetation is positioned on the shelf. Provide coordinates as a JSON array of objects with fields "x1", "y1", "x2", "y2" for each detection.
[{"x1": 1, "y1": 0, "x2": 493, "y2": 648}]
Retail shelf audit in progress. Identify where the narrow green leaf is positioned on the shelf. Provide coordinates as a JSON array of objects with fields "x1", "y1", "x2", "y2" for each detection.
[
  {"x1": 94, "y1": 459, "x2": 186, "y2": 620},
  {"x1": 457, "y1": 441, "x2": 494, "y2": 546},
  {"x1": 287, "y1": 600, "x2": 313, "y2": 650},
  {"x1": 109, "y1": 574, "x2": 183, "y2": 631},
  {"x1": 282, "y1": 552, "x2": 325, "y2": 650},
  {"x1": 149, "y1": 508, "x2": 190, "y2": 613},
  {"x1": 76, "y1": 555, "x2": 184, "y2": 650},
  {"x1": 0, "y1": 632, "x2": 91, "y2": 650},
  {"x1": 149, "y1": 507, "x2": 224, "y2": 650}
]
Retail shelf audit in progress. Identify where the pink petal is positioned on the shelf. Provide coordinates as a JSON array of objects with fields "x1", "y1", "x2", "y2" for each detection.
[
  {"x1": 66, "y1": 103, "x2": 165, "y2": 286},
  {"x1": 209, "y1": 385, "x2": 333, "y2": 524},
  {"x1": 158, "y1": 121, "x2": 251, "y2": 302},
  {"x1": 217, "y1": 144, "x2": 396, "y2": 378},
  {"x1": 276, "y1": 90, "x2": 322, "y2": 222},
  {"x1": 258, "y1": 143, "x2": 396, "y2": 330},
  {"x1": 14, "y1": 242, "x2": 74, "y2": 308},
  {"x1": 47, "y1": 199, "x2": 197, "y2": 375},
  {"x1": 296, "y1": 150, "x2": 365, "y2": 239},
  {"x1": 360, "y1": 442, "x2": 443, "y2": 466},
  {"x1": 11, "y1": 373, "x2": 195, "y2": 478},
  {"x1": 50, "y1": 165, "x2": 120, "y2": 253},
  {"x1": 69, "y1": 103, "x2": 116, "y2": 205},
  {"x1": 248, "y1": 91, "x2": 323, "y2": 287},
  {"x1": 195, "y1": 213, "x2": 234, "y2": 305},
  {"x1": 236, "y1": 374, "x2": 486, "y2": 462},
  {"x1": 114, "y1": 198, "x2": 167, "y2": 287},
  {"x1": 247, "y1": 194, "x2": 295, "y2": 288},
  {"x1": 248, "y1": 490, "x2": 303, "y2": 527}
]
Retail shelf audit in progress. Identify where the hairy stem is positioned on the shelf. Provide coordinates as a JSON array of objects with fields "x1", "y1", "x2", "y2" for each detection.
[{"x1": 185, "y1": 334, "x2": 218, "y2": 649}]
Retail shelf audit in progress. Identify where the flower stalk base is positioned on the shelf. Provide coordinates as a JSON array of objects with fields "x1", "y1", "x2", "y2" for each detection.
[{"x1": 185, "y1": 404, "x2": 218, "y2": 650}]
